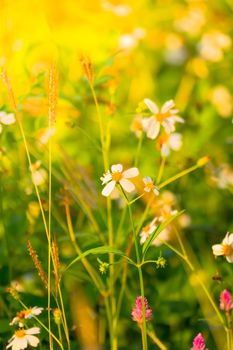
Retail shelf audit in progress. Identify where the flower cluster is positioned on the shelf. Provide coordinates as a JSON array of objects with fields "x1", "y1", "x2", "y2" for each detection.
[
  {"x1": 131, "y1": 296, "x2": 152, "y2": 324},
  {"x1": 220, "y1": 289, "x2": 233, "y2": 313},
  {"x1": 7, "y1": 307, "x2": 42, "y2": 350},
  {"x1": 191, "y1": 333, "x2": 207, "y2": 350},
  {"x1": 131, "y1": 98, "x2": 184, "y2": 157}
]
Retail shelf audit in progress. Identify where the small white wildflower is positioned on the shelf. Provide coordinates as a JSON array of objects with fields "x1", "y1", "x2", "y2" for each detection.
[
  {"x1": 140, "y1": 218, "x2": 157, "y2": 244},
  {"x1": 7, "y1": 327, "x2": 40, "y2": 350},
  {"x1": 142, "y1": 99, "x2": 184, "y2": 140},
  {"x1": 10, "y1": 307, "x2": 43, "y2": 327},
  {"x1": 101, "y1": 164, "x2": 139, "y2": 197},
  {"x1": 212, "y1": 232, "x2": 233, "y2": 263},
  {"x1": 0, "y1": 111, "x2": 15, "y2": 125},
  {"x1": 156, "y1": 133, "x2": 182, "y2": 157},
  {"x1": 143, "y1": 176, "x2": 159, "y2": 195}
]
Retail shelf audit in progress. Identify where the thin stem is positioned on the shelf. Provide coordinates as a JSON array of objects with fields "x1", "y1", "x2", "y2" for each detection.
[
  {"x1": 18, "y1": 300, "x2": 64, "y2": 350},
  {"x1": 58, "y1": 286, "x2": 70, "y2": 350},
  {"x1": 121, "y1": 188, "x2": 148, "y2": 350},
  {"x1": 162, "y1": 236, "x2": 228, "y2": 334},
  {"x1": 48, "y1": 125, "x2": 53, "y2": 350},
  {"x1": 88, "y1": 80, "x2": 117, "y2": 349},
  {"x1": 57, "y1": 323, "x2": 63, "y2": 344},
  {"x1": 156, "y1": 157, "x2": 166, "y2": 184},
  {"x1": 134, "y1": 133, "x2": 144, "y2": 167},
  {"x1": 64, "y1": 201, "x2": 105, "y2": 292},
  {"x1": 147, "y1": 329, "x2": 167, "y2": 350},
  {"x1": 2, "y1": 71, "x2": 68, "y2": 349},
  {"x1": 158, "y1": 163, "x2": 202, "y2": 190}
]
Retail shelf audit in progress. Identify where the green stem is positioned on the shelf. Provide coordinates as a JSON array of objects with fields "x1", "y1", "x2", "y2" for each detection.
[
  {"x1": 89, "y1": 81, "x2": 117, "y2": 349},
  {"x1": 156, "y1": 157, "x2": 166, "y2": 184},
  {"x1": 121, "y1": 188, "x2": 148, "y2": 350},
  {"x1": 134, "y1": 133, "x2": 144, "y2": 167},
  {"x1": 162, "y1": 237, "x2": 228, "y2": 337}
]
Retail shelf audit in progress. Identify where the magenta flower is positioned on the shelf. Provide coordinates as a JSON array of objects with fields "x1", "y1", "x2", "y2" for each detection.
[
  {"x1": 191, "y1": 333, "x2": 207, "y2": 350},
  {"x1": 220, "y1": 289, "x2": 233, "y2": 312},
  {"x1": 131, "y1": 296, "x2": 152, "y2": 324}
]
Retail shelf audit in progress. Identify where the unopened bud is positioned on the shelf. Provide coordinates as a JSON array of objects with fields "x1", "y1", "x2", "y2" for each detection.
[
  {"x1": 197, "y1": 156, "x2": 210, "y2": 167},
  {"x1": 53, "y1": 308, "x2": 62, "y2": 325}
]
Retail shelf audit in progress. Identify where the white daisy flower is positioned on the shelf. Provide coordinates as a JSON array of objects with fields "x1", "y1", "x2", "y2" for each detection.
[
  {"x1": 101, "y1": 164, "x2": 139, "y2": 197},
  {"x1": 30, "y1": 161, "x2": 47, "y2": 186},
  {"x1": 7, "y1": 327, "x2": 40, "y2": 350},
  {"x1": 0, "y1": 111, "x2": 15, "y2": 125},
  {"x1": 156, "y1": 133, "x2": 183, "y2": 157},
  {"x1": 140, "y1": 218, "x2": 157, "y2": 244},
  {"x1": 143, "y1": 176, "x2": 159, "y2": 195},
  {"x1": 0, "y1": 111, "x2": 15, "y2": 133},
  {"x1": 212, "y1": 232, "x2": 233, "y2": 263},
  {"x1": 142, "y1": 99, "x2": 184, "y2": 140},
  {"x1": 10, "y1": 307, "x2": 43, "y2": 327}
]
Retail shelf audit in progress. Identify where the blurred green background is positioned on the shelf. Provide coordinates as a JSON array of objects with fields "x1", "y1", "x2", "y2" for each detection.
[{"x1": 0, "y1": 0, "x2": 233, "y2": 349}]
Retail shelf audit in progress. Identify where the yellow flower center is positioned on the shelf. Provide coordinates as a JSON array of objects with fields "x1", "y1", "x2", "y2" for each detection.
[
  {"x1": 16, "y1": 308, "x2": 32, "y2": 319},
  {"x1": 111, "y1": 171, "x2": 122, "y2": 182},
  {"x1": 223, "y1": 244, "x2": 233, "y2": 256},
  {"x1": 155, "y1": 111, "x2": 170, "y2": 123},
  {"x1": 132, "y1": 119, "x2": 142, "y2": 131},
  {"x1": 15, "y1": 329, "x2": 26, "y2": 338},
  {"x1": 143, "y1": 225, "x2": 151, "y2": 233},
  {"x1": 145, "y1": 181, "x2": 154, "y2": 190}
]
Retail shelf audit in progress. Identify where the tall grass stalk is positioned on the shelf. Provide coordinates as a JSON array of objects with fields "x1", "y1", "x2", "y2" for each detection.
[
  {"x1": 2, "y1": 69, "x2": 71, "y2": 349},
  {"x1": 120, "y1": 187, "x2": 148, "y2": 350},
  {"x1": 85, "y1": 60, "x2": 117, "y2": 349}
]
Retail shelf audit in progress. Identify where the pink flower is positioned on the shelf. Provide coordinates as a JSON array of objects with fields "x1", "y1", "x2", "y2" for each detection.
[
  {"x1": 191, "y1": 333, "x2": 207, "y2": 350},
  {"x1": 131, "y1": 296, "x2": 152, "y2": 324},
  {"x1": 220, "y1": 289, "x2": 233, "y2": 312}
]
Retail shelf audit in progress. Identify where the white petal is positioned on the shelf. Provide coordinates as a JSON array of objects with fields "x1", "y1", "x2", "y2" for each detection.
[
  {"x1": 226, "y1": 254, "x2": 233, "y2": 263},
  {"x1": 172, "y1": 115, "x2": 184, "y2": 123},
  {"x1": 161, "y1": 144, "x2": 170, "y2": 157},
  {"x1": 162, "y1": 119, "x2": 175, "y2": 134},
  {"x1": 142, "y1": 117, "x2": 149, "y2": 130},
  {"x1": 146, "y1": 119, "x2": 160, "y2": 139},
  {"x1": 26, "y1": 335, "x2": 40, "y2": 347},
  {"x1": 227, "y1": 233, "x2": 233, "y2": 245},
  {"x1": 102, "y1": 181, "x2": 116, "y2": 197},
  {"x1": 6, "y1": 341, "x2": 13, "y2": 349},
  {"x1": 33, "y1": 307, "x2": 43, "y2": 315},
  {"x1": 161, "y1": 100, "x2": 175, "y2": 113},
  {"x1": 153, "y1": 187, "x2": 159, "y2": 195},
  {"x1": 148, "y1": 224, "x2": 157, "y2": 234},
  {"x1": 14, "y1": 337, "x2": 27, "y2": 350},
  {"x1": 119, "y1": 178, "x2": 135, "y2": 193},
  {"x1": 222, "y1": 232, "x2": 230, "y2": 244},
  {"x1": 212, "y1": 244, "x2": 224, "y2": 256},
  {"x1": 140, "y1": 232, "x2": 148, "y2": 244},
  {"x1": 144, "y1": 98, "x2": 159, "y2": 114},
  {"x1": 168, "y1": 133, "x2": 182, "y2": 151},
  {"x1": 111, "y1": 164, "x2": 123, "y2": 173},
  {"x1": 123, "y1": 167, "x2": 139, "y2": 178},
  {"x1": 0, "y1": 113, "x2": 15, "y2": 125},
  {"x1": 25, "y1": 328, "x2": 40, "y2": 335},
  {"x1": 100, "y1": 172, "x2": 112, "y2": 184},
  {"x1": 143, "y1": 176, "x2": 152, "y2": 184}
]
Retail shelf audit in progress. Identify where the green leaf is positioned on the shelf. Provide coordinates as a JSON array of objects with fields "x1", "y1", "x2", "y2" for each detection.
[
  {"x1": 65, "y1": 246, "x2": 134, "y2": 272},
  {"x1": 142, "y1": 210, "x2": 185, "y2": 258}
]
